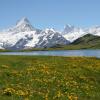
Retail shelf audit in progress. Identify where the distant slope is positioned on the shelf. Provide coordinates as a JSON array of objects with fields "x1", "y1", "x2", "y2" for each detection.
[
  {"x1": 72, "y1": 34, "x2": 100, "y2": 44},
  {"x1": 71, "y1": 34, "x2": 100, "y2": 49}
]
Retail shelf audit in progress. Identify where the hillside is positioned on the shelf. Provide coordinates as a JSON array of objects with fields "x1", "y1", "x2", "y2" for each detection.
[{"x1": 71, "y1": 34, "x2": 100, "y2": 49}]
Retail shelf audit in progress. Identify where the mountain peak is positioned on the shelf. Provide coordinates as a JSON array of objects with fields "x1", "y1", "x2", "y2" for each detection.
[
  {"x1": 16, "y1": 17, "x2": 31, "y2": 27},
  {"x1": 45, "y1": 28, "x2": 56, "y2": 33},
  {"x1": 64, "y1": 24, "x2": 73, "y2": 28},
  {"x1": 10, "y1": 17, "x2": 35, "y2": 32},
  {"x1": 63, "y1": 24, "x2": 74, "y2": 34},
  {"x1": 3, "y1": 17, "x2": 37, "y2": 33}
]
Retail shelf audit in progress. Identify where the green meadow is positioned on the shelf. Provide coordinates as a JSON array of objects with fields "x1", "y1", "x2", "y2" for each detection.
[{"x1": 0, "y1": 56, "x2": 100, "y2": 100}]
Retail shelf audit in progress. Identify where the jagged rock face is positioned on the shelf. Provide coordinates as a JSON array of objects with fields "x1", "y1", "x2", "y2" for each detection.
[{"x1": 35, "y1": 29, "x2": 69, "y2": 48}]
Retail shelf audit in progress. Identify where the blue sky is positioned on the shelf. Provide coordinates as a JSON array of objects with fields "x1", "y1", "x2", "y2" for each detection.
[{"x1": 0, "y1": 0, "x2": 100, "y2": 30}]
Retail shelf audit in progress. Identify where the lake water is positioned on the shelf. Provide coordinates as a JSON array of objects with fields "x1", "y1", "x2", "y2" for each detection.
[{"x1": 0, "y1": 50, "x2": 100, "y2": 58}]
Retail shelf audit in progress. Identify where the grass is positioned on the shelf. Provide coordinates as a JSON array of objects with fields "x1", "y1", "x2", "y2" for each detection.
[{"x1": 0, "y1": 56, "x2": 99, "y2": 100}]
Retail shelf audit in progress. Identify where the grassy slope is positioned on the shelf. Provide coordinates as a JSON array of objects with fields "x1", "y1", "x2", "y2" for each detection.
[
  {"x1": 71, "y1": 34, "x2": 100, "y2": 49},
  {"x1": 0, "y1": 56, "x2": 99, "y2": 100}
]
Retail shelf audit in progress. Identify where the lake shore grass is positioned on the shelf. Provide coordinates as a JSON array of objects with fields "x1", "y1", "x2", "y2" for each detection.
[{"x1": 0, "y1": 56, "x2": 100, "y2": 100}]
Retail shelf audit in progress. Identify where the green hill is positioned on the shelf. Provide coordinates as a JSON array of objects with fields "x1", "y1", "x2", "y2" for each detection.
[{"x1": 71, "y1": 34, "x2": 100, "y2": 49}]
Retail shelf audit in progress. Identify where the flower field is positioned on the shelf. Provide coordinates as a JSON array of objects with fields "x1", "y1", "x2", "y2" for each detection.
[{"x1": 0, "y1": 56, "x2": 100, "y2": 100}]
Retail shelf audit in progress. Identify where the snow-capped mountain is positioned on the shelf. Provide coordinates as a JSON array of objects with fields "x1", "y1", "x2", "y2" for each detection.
[
  {"x1": 5, "y1": 17, "x2": 35, "y2": 33},
  {"x1": 0, "y1": 17, "x2": 100, "y2": 50},
  {"x1": 62, "y1": 25, "x2": 87, "y2": 42},
  {"x1": 0, "y1": 17, "x2": 69, "y2": 50},
  {"x1": 88, "y1": 26, "x2": 100, "y2": 36},
  {"x1": 34, "y1": 28, "x2": 69, "y2": 48},
  {"x1": 62, "y1": 25, "x2": 100, "y2": 42},
  {"x1": 62, "y1": 24, "x2": 75, "y2": 35}
]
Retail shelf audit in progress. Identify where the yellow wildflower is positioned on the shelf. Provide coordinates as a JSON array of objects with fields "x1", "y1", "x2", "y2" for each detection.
[
  {"x1": 16, "y1": 90, "x2": 29, "y2": 96},
  {"x1": 3, "y1": 88, "x2": 15, "y2": 96}
]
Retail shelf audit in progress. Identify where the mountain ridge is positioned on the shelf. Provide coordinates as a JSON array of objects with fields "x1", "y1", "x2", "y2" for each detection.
[{"x1": 0, "y1": 17, "x2": 100, "y2": 50}]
